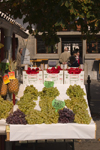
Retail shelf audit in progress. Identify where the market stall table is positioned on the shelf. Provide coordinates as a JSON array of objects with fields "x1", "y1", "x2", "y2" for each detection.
[
  {"x1": 31, "y1": 59, "x2": 42, "y2": 67},
  {"x1": 31, "y1": 59, "x2": 48, "y2": 66},
  {"x1": 3, "y1": 84, "x2": 96, "y2": 142}
]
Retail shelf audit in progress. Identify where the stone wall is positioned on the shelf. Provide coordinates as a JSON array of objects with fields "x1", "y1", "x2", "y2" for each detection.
[{"x1": 16, "y1": 33, "x2": 100, "y2": 80}]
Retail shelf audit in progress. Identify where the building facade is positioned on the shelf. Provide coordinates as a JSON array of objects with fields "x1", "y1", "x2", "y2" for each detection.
[
  {"x1": 0, "y1": 11, "x2": 28, "y2": 61},
  {"x1": 16, "y1": 30, "x2": 100, "y2": 80}
]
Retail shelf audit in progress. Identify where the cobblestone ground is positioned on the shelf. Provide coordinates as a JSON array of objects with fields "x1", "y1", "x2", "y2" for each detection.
[{"x1": 74, "y1": 112, "x2": 100, "y2": 150}]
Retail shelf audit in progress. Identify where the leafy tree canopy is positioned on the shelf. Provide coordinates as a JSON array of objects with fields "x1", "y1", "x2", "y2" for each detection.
[{"x1": 0, "y1": 0, "x2": 100, "y2": 45}]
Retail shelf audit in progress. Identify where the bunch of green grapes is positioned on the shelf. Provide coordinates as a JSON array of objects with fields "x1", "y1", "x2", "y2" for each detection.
[
  {"x1": 39, "y1": 96, "x2": 54, "y2": 111},
  {"x1": 65, "y1": 97, "x2": 88, "y2": 111},
  {"x1": 17, "y1": 94, "x2": 36, "y2": 114},
  {"x1": 66, "y1": 84, "x2": 85, "y2": 98},
  {"x1": 24, "y1": 85, "x2": 38, "y2": 100},
  {"x1": 26, "y1": 96, "x2": 59, "y2": 124},
  {"x1": 64, "y1": 99, "x2": 73, "y2": 110},
  {"x1": 26, "y1": 109, "x2": 44, "y2": 124},
  {"x1": 64, "y1": 97, "x2": 91, "y2": 124},
  {"x1": 0, "y1": 96, "x2": 13, "y2": 119},
  {"x1": 74, "y1": 110, "x2": 91, "y2": 124},
  {"x1": 39, "y1": 87, "x2": 60, "y2": 99},
  {"x1": 39, "y1": 96, "x2": 59, "y2": 124},
  {"x1": 26, "y1": 108, "x2": 59, "y2": 124},
  {"x1": 45, "y1": 109, "x2": 59, "y2": 124}
]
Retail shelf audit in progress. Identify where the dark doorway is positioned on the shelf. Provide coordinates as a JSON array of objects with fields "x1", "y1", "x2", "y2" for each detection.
[{"x1": 61, "y1": 37, "x2": 82, "y2": 57}]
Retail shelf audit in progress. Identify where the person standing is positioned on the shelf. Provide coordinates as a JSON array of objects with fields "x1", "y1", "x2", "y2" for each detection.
[
  {"x1": 75, "y1": 49, "x2": 83, "y2": 65},
  {"x1": 68, "y1": 56, "x2": 79, "y2": 67},
  {"x1": 59, "y1": 47, "x2": 71, "y2": 64},
  {"x1": 16, "y1": 48, "x2": 23, "y2": 81}
]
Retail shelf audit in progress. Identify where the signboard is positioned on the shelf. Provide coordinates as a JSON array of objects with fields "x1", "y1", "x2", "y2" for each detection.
[{"x1": 21, "y1": 48, "x2": 30, "y2": 64}]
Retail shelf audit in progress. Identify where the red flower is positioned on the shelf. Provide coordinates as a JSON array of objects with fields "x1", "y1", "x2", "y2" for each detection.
[
  {"x1": 26, "y1": 67, "x2": 39, "y2": 74},
  {"x1": 57, "y1": 66, "x2": 62, "y2": 71},
  {"x1": 67, "y1": 68, "x2": 82, "y2": 74},
  {"x1": 47, "y1": 67, "x2": 60, "y2": 74}
]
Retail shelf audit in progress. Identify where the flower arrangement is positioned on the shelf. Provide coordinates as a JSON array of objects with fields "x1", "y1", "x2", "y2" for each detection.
[
  {"x1": 47, "y1": 66, "x2": 62, "y2": 74},
  {"x1": 67, "y1": 68, "x2": 82, "y2": 74},
  {"x1": 26, "y1": 67, "x2": 39, "y2": 74}
]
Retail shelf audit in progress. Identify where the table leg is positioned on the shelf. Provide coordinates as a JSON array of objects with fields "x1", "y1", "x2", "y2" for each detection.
[
  {"x1": 0, "y1": 135, "x2": 5, "y2": 150},
  {"x1": 72, "y1": 140, "x2": 74, "y2": 150}
]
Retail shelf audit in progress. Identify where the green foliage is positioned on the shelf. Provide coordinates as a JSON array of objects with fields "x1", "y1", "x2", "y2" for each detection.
[{"x1": 0, "y1": 0, "x2": 100, "y2": 45}]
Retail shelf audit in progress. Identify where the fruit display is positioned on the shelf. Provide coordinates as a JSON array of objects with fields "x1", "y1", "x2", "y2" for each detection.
[
  {"x1": 39, "y1": 87, "x2": 60, "y2": 99},
  {"x1": 58, "y1": 108, "x2": 75, "y2": 123},
  {"x1": 8, "y1": 78, "x2": 19, "y2": 94},
  {"x1": 25, "y1": 96, "x2": 59, "y2": 124},
  {"x1": 19, "y1": 86, "x2": 60, "y2": 124},
  {"x1": 65, "y1": 97, "x2": 88, "y2": 111},
  {"x1": 0, "y1": 82, "x2": 7, "y2": 96},
  {"x1": 39, "y1": 96, "x2": 59, "y2": 124},
  {"x1": 25, "y1": 109, "x2": 45, "y2": 124},
  {"x1": 74, "y1": 110, "x2": 91, "y2": 124},
  {"x1": 14, "y1": 84, "x2": 91, "y2": 125},
  {"x1": 0, "y1": 96, "x2": 13, "y2": 120},
  {"x1": 17, "y1": 93, "x2": 36, "y2": 114},
  {"x1": 6, "y1": 109, "x2": 27, "y2": 124},
  {"x1": 66, "y1": 84, "x2": 85, "y2": 98},
  {"x1": 24, "y1": 85, "x2": 38, "y2": 100},
  {"x1": 65, "y1": 85, "x2": 91, "y2": 124}
]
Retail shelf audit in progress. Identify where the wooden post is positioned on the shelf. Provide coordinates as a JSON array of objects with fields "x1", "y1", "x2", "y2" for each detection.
[
  {"x1": 1, "y1": 28, "x2": 4, "y2": 61},
  {"x1": 13, "y1": 93, "x2": 15, "y2": 105},
  {"x1": 87, "y1": 75, "x2": 91, "y2": 110},
  {"x1": 12, "y1": 33, "x2": 16, "y2": 60}
]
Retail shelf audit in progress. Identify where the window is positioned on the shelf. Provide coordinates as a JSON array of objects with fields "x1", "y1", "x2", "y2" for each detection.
[
  {"x1": 87, "y1": 40, "x2": 100, "y2": 53},
  {"x1": 61, "y1": 37, "x2": 82, "y2": 56},
  {"x1": 36, "y1": 38, "x2": 58, "y2": 54}
]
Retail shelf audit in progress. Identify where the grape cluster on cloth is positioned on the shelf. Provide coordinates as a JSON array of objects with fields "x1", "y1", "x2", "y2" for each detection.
[
  {"x1": 66, "y1": 84, "x2": 86, "y2": 98},
  {"x1": 17, "y1": 85, "x2": 38, "y2": 114},
  {"x1": 26, "y1": 87, "x2": 60, "y2": 124},
  {"x1": 38, "y1": 87, "x2": 60, "y2": 99},
  {"x1": 6, "y1": 109, "x2": 27, "y2": 124},
  {"x1": 0, "y1": 96, "x2": 13, "y2": 120},
  {"x1": 24, "y1": 85, "x2": 38, "y2": 100},
  {"x1": 58, "y1": 108, "x2": 75, "y2": 123},
  {"x1": 65, "y1": 84, "x2": 91, "y2": 124}
]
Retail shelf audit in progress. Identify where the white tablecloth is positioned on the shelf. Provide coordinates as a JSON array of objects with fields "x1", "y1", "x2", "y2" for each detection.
[{"x1": 0, "y1": 119, "x2": 6, "y2": 135}]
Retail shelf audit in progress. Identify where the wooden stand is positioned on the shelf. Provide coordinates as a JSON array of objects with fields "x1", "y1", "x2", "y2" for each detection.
[{"x1": 6, "y1": 125, "x2": 10, "y2": 141}]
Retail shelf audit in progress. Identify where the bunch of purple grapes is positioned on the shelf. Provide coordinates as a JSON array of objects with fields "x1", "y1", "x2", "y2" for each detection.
[
  {"x1": 58, "y1": 108, "x2": 75, "y2": 123},
  {"x1": 6, "y1": 109, "x2": 27, "y2": 125}
]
